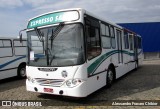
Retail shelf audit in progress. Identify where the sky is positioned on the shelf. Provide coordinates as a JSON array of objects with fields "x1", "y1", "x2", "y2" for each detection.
[{"x1": 0, "y1": 0, "x2": 160, "y2": 37}]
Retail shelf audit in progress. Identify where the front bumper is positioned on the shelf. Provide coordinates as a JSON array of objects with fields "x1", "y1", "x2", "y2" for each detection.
[{"x1": 26, "y1": 80, "x2": 88, "y2": 97}]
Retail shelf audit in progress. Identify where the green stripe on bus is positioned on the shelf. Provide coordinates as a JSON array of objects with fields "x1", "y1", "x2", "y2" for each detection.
[{"x1": 87, "y1": 50, "x2": 135, "y2": 76}]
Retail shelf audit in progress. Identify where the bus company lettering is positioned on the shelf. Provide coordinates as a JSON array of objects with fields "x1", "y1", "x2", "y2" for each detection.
[
  {"x1": 30, "y1": 15, "x2": 63, "y2": 27},
  {"x1": 27, "y1": 11, "x2": 79, "y2": 29}
]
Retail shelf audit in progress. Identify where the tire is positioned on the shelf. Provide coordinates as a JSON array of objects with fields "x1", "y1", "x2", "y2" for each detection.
[
  {"x1": 106, "y1": 68, "x2": 114, "y2": 88},
  {"x1": 18, "y1": 64, "x2": 26, "y2": 78}
]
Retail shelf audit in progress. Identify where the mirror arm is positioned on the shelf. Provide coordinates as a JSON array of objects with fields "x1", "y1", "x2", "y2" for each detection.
[{"x1": 19, "y1": 29, "x2": 27, "y2": 43}]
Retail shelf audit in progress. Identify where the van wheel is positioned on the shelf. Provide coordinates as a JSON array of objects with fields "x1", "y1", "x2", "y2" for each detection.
[
  {"x1": 106, "y1": 68, "x2": 114, "y2": 88},
  {"x1": 18, "y1": 64, "x2": 26, "y2": 78}
]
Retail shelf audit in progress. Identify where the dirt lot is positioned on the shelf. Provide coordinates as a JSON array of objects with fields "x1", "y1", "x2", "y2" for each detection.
[{"x1": 0, "y1": 60, "x2": 160, "y2": 109}]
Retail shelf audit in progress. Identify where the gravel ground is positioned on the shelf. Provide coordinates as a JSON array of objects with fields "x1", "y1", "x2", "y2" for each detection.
[{"x1": 0, "y1": 60, "x2": 160, "y2": 109}]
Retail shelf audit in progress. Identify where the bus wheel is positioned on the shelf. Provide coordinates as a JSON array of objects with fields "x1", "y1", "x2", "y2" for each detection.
[
  {"x1": 18, "y1": 64, "x2": 26, "y2": 78},
  {"x1": 106, "y1": 68, "x2": 114, "y2": 88}
]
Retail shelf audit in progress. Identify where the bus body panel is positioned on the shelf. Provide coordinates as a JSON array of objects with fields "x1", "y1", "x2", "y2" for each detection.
[
  {"x1": 26, "y1": 79, "x2": 88, "y2": 97},
  {"x1": 0, "y1": 69, "x2": 17, "y2": 80},
  {"x1": 26, "y1": 66, "x2": 79, "y2": 80}
]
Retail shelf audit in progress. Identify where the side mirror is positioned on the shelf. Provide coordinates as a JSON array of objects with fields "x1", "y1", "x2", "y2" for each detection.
[
  {"x1": 19, "y1": 29, "x2": 27, "y2": 43},
  {"x1": 20, "y1": 33, "x2": 22, "y2": 43}
]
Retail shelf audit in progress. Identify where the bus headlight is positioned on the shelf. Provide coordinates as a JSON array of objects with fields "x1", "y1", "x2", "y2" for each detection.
[
  {"x1": 65, "y1": 79, "x2": 83, "y2": 88},
  {"x1": 31, "y1": 78, "x2": 35, "y2": 83},
  {"x1": 27, "y1": 76, "x2": 35, "y2": 83},
  {"x1": 66, "y1": 80, "x2": 72, "y2": 86}
]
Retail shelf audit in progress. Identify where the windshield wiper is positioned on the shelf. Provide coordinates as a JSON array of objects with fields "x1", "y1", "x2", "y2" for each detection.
[
  {"x1": 34, "y1": 27, "x2": 47, "y2": 64},
  {"x1": 49, "y1": 22, "x2": 65, "y2": 66},
  {"x1": 35, "y1": 27, "x2": 44, "y2": 42},
  {"x1": 34, "y1": 27, "x2": 45, "y2": 53},
  {"x1": 49, "y1": 22, "x2": 64, "y2": 50}
]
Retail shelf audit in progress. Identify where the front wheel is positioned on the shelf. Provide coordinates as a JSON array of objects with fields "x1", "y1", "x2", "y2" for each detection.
[
  {"x1": 106, "y1": 68, "x2": 114, "y2": 88},
  {"x1": 18, "y1": 64, "x2": 26, "y2": 78}
]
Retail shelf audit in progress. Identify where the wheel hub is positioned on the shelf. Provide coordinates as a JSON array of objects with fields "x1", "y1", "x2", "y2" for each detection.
[
  {"x1": 108, "y1": 70, "x2": 113, "y2": 83},
  {"x1": 20, "y1": 68, "x2": 26, "y2": 77}
]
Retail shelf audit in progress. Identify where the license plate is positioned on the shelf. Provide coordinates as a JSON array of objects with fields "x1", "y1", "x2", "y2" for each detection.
[{"x1": 44, "y1": 88, "x2": 53, "y2": 93}]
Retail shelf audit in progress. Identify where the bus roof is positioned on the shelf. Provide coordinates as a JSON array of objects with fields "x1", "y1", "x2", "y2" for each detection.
[
  {"x1": 28, "y1": 8, "x2": 82, "y2": 22},
  {"x1": 123, "y1": 28, "x2": 141, "y2": 37},
  {"x1": 84, "y1": 9, "x2": 122, "y2": 29},
  {"x1": 28, "y1": 8, "x2": 122, "y2": 29}
]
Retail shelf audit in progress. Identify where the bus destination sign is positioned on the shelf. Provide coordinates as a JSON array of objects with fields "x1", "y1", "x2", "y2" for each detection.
[{"x1": 27, "y1": 11, "x2": 79, "y2": 29}]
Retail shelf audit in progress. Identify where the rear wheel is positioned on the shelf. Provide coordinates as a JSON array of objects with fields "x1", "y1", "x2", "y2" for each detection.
[
  {"x1": 106, "y1": 68, "x2": 114, "y2": 88},
  {"x1": 18, "y1": 64, "x2": 26, "y2": 78}
]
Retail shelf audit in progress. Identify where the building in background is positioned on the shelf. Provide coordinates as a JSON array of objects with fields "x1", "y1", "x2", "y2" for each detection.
[{"x1": 119, "y1": 22, "x2": 160, "y2": 60}]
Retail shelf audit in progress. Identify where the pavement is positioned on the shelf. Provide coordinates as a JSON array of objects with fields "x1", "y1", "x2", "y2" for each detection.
[{"x1": 0, "y1": 60, "x2": 160, "y2": 109}]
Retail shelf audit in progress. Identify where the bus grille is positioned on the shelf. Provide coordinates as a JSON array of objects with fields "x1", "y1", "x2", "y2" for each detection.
[{"x1": 35, "y1": 78, "x2": 64, "y2": 87}]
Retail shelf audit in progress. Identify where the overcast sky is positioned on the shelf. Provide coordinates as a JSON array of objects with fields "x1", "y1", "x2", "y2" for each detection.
[{"x1": 0, "y1": 0, "x2": 160, "y2": 37}]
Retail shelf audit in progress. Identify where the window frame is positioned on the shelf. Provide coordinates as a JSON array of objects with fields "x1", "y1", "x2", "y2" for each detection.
[
  {"x1": 13, "y1": 39, "x2": 27, "y2": 47},
  {"x1": 124, "y1": 32, "x2": 129, "y2": 49},
  {"x1": 110, "y1": 26, "x2": 116, "y2": 49},
  {"x1": 0, "y1": 39, "x2": 13, "y2": 58},
  {"x1": 129, "y1": 34, "x2": 134, "y2": 51},
  {"x1": 13, "y1": 39, "x2": 27, "y2": 56},
  {"x1": 85, "y1": 15, "x2": 102, "y2": 60},
  {"x1": 0, "y1": 39, "x2": 12, "y2": 48},
  {"x1": 138, "y1": 37, "x2": 142, "y2": 49},
  {"x1": 101, "y1": 23, "x2": 111, "y2": 49}
]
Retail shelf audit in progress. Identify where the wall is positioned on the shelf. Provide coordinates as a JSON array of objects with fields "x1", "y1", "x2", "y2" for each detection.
[{"x1": 119, "y1": 22, "x2": 160, "y2": 60}]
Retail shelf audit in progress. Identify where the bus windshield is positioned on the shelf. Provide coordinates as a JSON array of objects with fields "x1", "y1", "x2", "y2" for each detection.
[{"x1": 27, "y1": 23, "x2": 85, "y2": 67}]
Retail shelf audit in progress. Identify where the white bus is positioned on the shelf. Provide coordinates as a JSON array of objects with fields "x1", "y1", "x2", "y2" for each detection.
[
  {"x1": 21, "y1": 8, "x2": 143, "y2": 97},
  {"x1": 0, "y1": 37, "x2": 26, "y2": 80}
]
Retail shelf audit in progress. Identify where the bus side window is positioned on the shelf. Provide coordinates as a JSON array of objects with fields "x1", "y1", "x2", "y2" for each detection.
[
  {"x1": 14, "y1": 40, "x2": 23, "y2": 47},
  {"x1": 86, "y1": 23, "x2": 101, "y2": 60},
  {"x1": 124, "y1": 32, "x2": 129, "y2": 49},
  {"x1": 129, "y1": 35, "x2": 133, "y2": 50},
  {"x1": 0, "y1": 40, "x2": 3, "y2": 47},
  {"x1": 23, "y1": 40, "x2": 27, "y2": 46},
  {"x1": 3, "y1": 40, "x2": 12, "y2": 47},
  {"x1": 101, "y1": 23, "x2": 111, "y2": 48},
  {"x1": 14, "y1": 40, "x2": 26, "y2": 56},
  {"x1": 138, "y1": 37, "x2": 142, "y2": 49},
  {"x1": 110, "y1": 26, "x2": 116, "y2": 49},
  {"x1": 0, "y1": 39, "x2": 12, "y2": 57}
]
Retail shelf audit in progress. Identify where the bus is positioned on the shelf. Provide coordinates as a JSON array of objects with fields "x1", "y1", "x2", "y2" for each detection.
[
  {"x1": 21, "y1": 8, "x2": 143, "y2": 97},
  {"x1": 0, "y1": 37, "x2": 26, "y2": 80}
]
